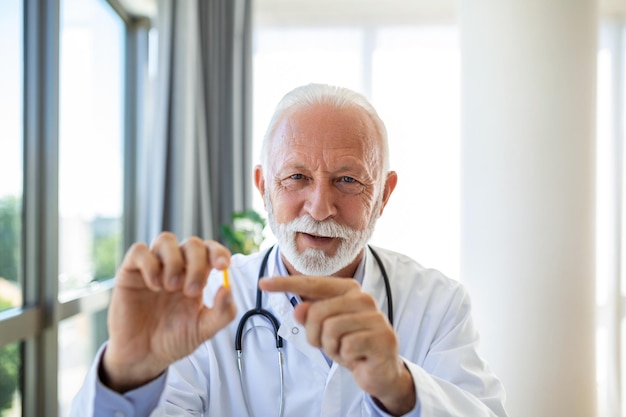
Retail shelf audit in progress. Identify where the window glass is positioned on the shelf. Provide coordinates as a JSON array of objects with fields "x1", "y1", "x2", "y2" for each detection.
[
  {"x1": 370, "y1": 26, "x2": 460, "y2": 279},
  {"x1": 58, "y1": 311, "x2": 107, "y2": 416},
  {"x1": 58, "y1": 0, "x2": 125, "y2": 299},
  {"x1": 0, "y1": 0, "x2": 23, "y2": 311},
  {"x1": 0, "y1": 342, "x2": 22, "y2": 417},
  {"x1": 595, "y1": 24, "x2": 620, "y2": 417}
]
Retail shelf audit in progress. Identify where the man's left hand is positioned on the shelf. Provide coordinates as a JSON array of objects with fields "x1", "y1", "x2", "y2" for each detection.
[{"x1": 258, "y1": 275, "x2": 416, "y2": 416}]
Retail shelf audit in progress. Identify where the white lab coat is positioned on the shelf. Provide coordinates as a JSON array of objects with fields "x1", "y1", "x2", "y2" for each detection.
[{"x1": 70, "y1": 246, "x2": 508, "y2": 417}]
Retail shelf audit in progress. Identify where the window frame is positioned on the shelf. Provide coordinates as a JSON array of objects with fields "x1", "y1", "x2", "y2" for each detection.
[{"x1": 0, "y1": 0, "x2": 149, "y2": 415}]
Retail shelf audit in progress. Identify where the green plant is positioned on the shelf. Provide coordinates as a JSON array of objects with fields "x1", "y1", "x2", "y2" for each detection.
[
  {"x1": 0, "y1": 197, "x2": 21, "y2": 414},
  {"x1": 221, "y1": 209, "x2": 266, "y2": 255},
  {"x1": 0, "y1": 297, "x2": 19, "y2": 413},
  {"x1": 92, "y1": 232, "x2": 121, "y2": 281},
  {"x1": 0, "y1": 196, "x2": 21, "y2": 284}
]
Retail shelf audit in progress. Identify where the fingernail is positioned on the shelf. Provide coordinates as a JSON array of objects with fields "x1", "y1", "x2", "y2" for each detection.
[
  {"x1": 217, "y1": 256, "x2": 229, "y2": 268},
  {"x1": 150, "y1": 276, "x2": 162, "y2": 291},
  {"x1": 170, "y1": 275, "x2": 180, "y2": 287}
]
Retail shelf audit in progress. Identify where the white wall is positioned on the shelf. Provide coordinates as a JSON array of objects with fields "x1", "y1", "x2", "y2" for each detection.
[{"x1": 460, "y1": 1, "x2": 598, "y2": 416}]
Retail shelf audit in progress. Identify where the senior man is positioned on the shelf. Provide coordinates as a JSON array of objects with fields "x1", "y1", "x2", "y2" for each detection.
[{"x1": 70, "y1": 83, "x2": 508, "y2": 417}]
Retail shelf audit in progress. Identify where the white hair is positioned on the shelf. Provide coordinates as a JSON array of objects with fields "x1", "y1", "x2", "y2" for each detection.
[{"x1": 260, "y1": 83, "x2": 390, "y2": 178}]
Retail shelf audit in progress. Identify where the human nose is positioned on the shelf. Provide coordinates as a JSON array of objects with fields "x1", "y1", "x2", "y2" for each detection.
[{"x1": 304, "y1": 181, "x2": 337, "y2": 221}]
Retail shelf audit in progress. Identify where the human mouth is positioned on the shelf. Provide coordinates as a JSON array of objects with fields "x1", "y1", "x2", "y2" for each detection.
[
  {"x1": 297, "y1": 232, "x2": 338, "y2": 247},
  {"x1": 302, "y1": 232, "x2": 333, "y2": 241}
]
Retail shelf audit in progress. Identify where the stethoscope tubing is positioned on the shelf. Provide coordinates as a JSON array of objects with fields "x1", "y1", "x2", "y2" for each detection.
[
  {"x1": 235, "y1": 245, "x2": 393, "y2": 351},
  {"x1": 234, "y1": 245, "x2": 393, "y2": 417}
]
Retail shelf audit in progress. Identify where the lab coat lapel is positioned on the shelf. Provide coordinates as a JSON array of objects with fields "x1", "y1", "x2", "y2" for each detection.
[
  {"x1": 266, "y1": 291, "x2": 332, "y2": 372},
  {"x1": 361, "y1": 247, "x2": 392, "y2": 327}
]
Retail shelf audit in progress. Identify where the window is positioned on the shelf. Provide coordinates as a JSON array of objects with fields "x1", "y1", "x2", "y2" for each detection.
[
  {"x1": 0, "y1": 342, "x2": 21, "y2": 416},
  {"x1": 57, "y1": 0, "x2": 128, "y2": 413},
  {"x1": 0, "y1": 0, "x2": 149, "y2": 415},
  {"x1": 252, "y1": 24, "x2": 460, "y2": 279},
  {"x1": 0, "y1": 0, "x2": 23, "y2": 415},
  {"x1": 0, "y1": 0, "x2": 23, "y2": 313},
  {"x1": 58, "y1": 312, "x2": 107, "y2": 416},
  {"x1": 595, "y1": 20, "x2": 626, "y2": 417},
  {"x1": 58, "y1": 0, "x2": 125, "y2": 299}
]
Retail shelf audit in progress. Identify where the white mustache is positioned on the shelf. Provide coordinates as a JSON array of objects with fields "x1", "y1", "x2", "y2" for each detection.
[{"x1": 287, "y1": 216, "x2": 352, "y2": 240}]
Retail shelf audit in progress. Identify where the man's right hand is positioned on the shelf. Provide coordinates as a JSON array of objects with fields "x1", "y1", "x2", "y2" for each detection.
[{"x1": 101, "y1": 232, "x2": 237, "y2": 392}]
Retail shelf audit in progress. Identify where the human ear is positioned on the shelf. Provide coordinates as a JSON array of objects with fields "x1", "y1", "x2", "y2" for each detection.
[
  {"x1": 379, "y1": 171, "x2": 398, "y2": 216},
  {"x1": 254, "y1": 165, "x2": 267, "y2": 208}
]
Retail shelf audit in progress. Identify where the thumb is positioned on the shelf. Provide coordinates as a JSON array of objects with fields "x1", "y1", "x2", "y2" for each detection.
[{"x1": 198, "y1": 287, "x2": 237, "y2": 341}]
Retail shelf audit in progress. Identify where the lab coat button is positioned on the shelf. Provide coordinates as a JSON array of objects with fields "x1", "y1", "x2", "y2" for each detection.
[{"x1": 291, "y1": 327, "x2": 299, "y2": 334}]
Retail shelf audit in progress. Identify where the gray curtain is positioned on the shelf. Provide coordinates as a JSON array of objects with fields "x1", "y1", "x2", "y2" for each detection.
[{"x1": 140, "y1": 0, "x2": 252, "y2": 243}]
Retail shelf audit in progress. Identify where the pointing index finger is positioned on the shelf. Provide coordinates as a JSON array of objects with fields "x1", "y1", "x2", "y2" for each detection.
[{"x1": 258, "y1": 275, "x2": 359, "y2": 300}]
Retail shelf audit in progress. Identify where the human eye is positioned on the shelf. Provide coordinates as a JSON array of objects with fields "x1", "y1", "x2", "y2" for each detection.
[
  {"x1": 279, "y1": 172, "x2": 308, "y2": 191},
  {"x1": 336, "y1": 176, "x2": 363, "y2": 194}
]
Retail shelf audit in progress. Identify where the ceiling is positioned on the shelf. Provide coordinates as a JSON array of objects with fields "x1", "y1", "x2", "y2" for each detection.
[
  {"x1": 253, "y1": 0, "x2": 457, "y2": 26},
  {"x1": 255, "y1": 0, "x2": 626, "y2": 26},
  {"x1": 120, "y1": 0, "x2": 626, "y2": 25}
]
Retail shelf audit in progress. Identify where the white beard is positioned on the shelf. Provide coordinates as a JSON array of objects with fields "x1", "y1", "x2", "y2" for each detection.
[{"x1": 265, "y1": 193, "x2": 381, "y2": 276}]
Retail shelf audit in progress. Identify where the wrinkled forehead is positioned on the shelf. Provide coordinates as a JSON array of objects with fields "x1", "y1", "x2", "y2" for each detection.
[{"x1": 267, "y1": 103, "x2": 384, "y2": 170}]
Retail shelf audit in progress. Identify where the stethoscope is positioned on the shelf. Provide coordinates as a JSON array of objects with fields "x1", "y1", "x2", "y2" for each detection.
[{"x1": 235, "y1": 245, "x2": 394, "y2": 417}]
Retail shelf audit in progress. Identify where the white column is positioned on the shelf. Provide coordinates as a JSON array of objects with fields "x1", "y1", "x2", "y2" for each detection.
[{"x1": 460, "y1": 2, "x2": 597, "y2": 416}]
